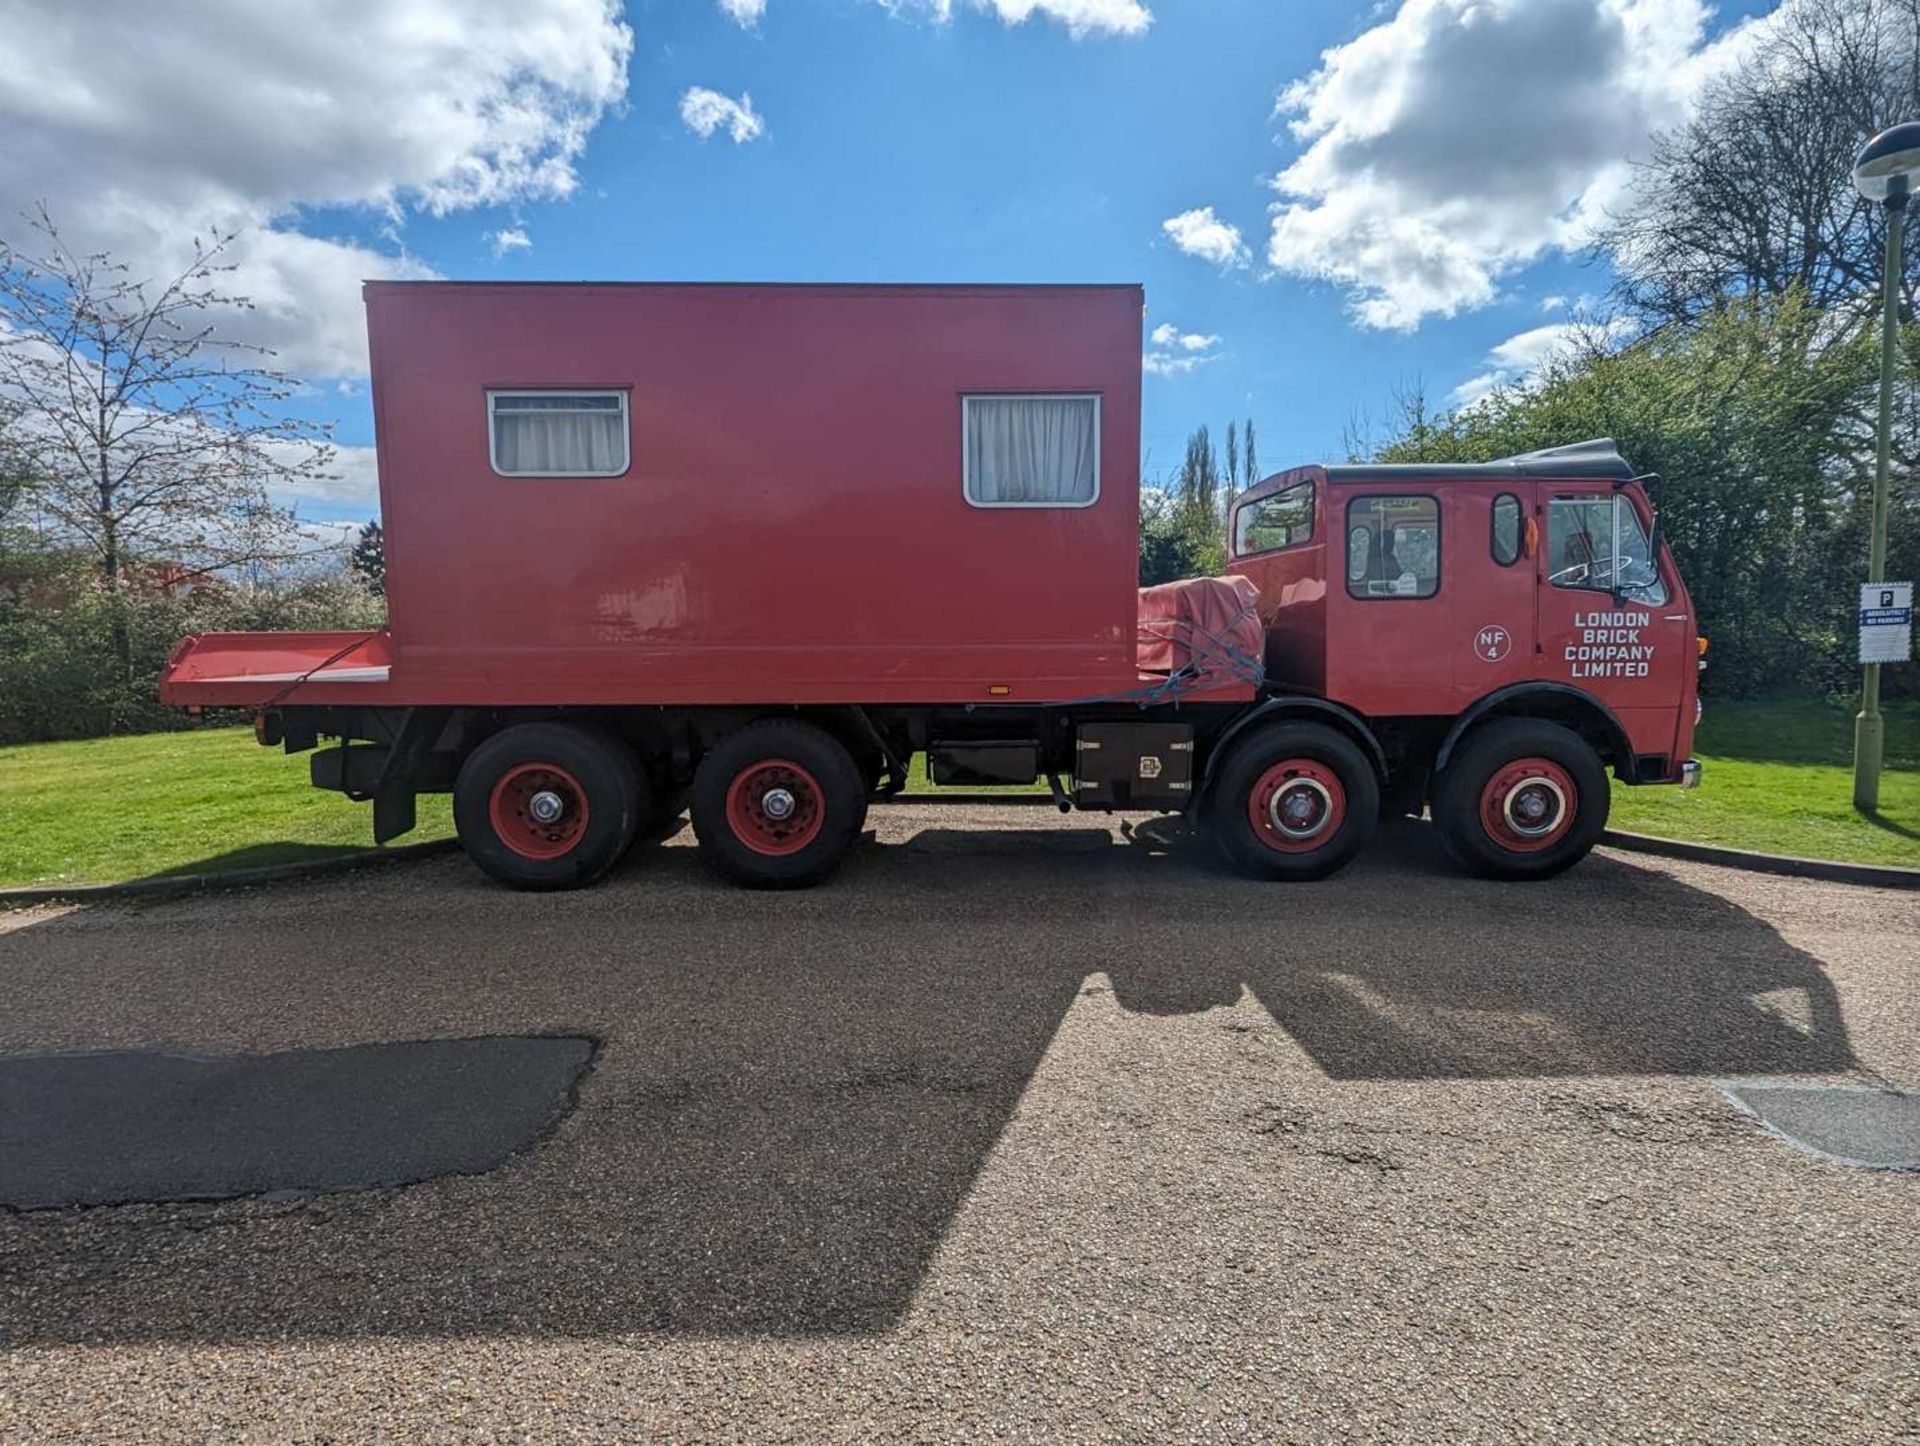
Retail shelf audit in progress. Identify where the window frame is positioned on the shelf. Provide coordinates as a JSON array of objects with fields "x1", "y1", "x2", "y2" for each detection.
[
  {"x1": 1490, "y1": 491, "x2": 1523, "y2": 567},
  {"x1": 486, "y1": 388, "x2": 632, "y2": 479},
  {"x1": 1343, "y1": 492, "x2": 1443, "y2": 602},
  {"x1": 1231, "y1": 478, "x2": 1316, "y2": 559},
  {"x1": 960, "y1": 392, "x2": 1103, "y2": 510}
]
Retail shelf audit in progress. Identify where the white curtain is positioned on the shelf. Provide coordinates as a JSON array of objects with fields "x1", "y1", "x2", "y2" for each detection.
[
  {"x1": 965, "y1": 395, "x2": 1098, "y2": 505},
  {"x1": 492, "y1": 394, "x2": 627, "y2": 476}
]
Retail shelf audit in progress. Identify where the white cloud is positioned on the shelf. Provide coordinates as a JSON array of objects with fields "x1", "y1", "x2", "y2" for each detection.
[
  {"x1": 1449, "y1": 316, "x2": 1639, "y2": 406},
  {"x1": 1150, "y1": 322, "x2": 1220, "y2": 351},
  {"x1": 488, "y1": 227, "x2": 532, "y2": 256},
  {"x1": 1143, "y1": 322, "x2": 1221, "y2": 377},
  {"x1": 1265, "y1": 0, "x2": 1752, "y2": 330},
  {"x1": 876, "y1": 0, "x2": 1151, "y2": 37},
  {"x1": 268, "y1": 443, "x2": 385, "y2": 512},
  {"x1": 0, "y1": 0, "x2": 634, "y2": 377},
  {"x1": 719, "y1": 0, "x2": 767, "y2": 26},
  {"x1": 679, "y1": 87, "x2": 767, "y2": 144},
  {"x1": 1143, "y1": 352, "x2": 1220, "y2": 377},
  {"x1": 1162, "y1": 206, "x2": 1249, "y2": 268}
]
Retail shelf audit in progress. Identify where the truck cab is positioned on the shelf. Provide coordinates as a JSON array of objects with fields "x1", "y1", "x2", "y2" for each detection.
[{"x1": 1227, "y1": 440, "x2": 1699, "y2": 869}]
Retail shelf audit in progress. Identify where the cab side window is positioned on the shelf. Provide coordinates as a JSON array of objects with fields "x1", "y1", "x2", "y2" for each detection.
[
  {"x1": 1491, "y1": 493, "x2": 1522, "y2": 566},
  {"x1": 1346, "y1": 495, "x2": 1440, "y2": 599}
]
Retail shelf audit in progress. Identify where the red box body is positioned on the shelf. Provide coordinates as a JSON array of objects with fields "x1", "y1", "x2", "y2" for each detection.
[
  {"x1": 358, "y1": 281, "x2": 1146, "y2": 707},
  {"x1": 165, "y1": 282, "x2": 1153, "y2": 709}
]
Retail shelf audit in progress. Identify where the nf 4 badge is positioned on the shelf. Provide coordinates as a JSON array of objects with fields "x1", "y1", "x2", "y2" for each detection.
[{"x1": 1473, "y1": 625, "x2": 1512, "y2": 663}]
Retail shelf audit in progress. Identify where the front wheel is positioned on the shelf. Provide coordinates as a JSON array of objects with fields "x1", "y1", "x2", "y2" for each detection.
[
  {"x1": 1209, "y1": 722, "x2": 1381, "y2": 881},
  {"x1": 691, "y1": 719, "x2": 866, "y2": 888},
  {"x1": 1432, "y1": 718, "x2": 1609, "y2": 880},
  {"x1": 454, "y1": 723, "x2": 647, "y2": 891}
]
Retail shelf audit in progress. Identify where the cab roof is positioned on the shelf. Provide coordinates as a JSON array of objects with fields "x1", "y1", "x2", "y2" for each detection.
[{"x1": 1322, "y1": 438, "x2": 1635, "y2": 484}]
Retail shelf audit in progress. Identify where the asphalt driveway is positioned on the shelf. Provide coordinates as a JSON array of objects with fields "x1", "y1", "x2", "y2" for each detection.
[{"x1": 0, "y1": 807, "x2": 1914, "y2": 1441}]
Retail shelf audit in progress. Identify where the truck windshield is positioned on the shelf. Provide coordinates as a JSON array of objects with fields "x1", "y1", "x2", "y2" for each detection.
[
  {"x1": 1233, "y1": 479, "x2": 1314, "y2": 556},
  {"x1": 1547, "y1": 496, "x2": 1668, "y2": 606}
]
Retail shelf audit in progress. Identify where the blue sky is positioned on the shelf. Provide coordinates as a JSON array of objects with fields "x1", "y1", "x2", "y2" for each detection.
[{"x1": 6, "y1": 0, "x2": 1783, "y2": 530}]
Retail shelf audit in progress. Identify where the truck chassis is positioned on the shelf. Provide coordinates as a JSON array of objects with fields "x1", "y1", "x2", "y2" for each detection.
[{"x1": 254, "y1": 686, "x2": 1655, "y2": 890}]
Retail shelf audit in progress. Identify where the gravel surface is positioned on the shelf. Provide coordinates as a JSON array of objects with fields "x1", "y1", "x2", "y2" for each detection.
[{"x1": 0, "y1": 808, "x2": 1914, "y2": 1442}]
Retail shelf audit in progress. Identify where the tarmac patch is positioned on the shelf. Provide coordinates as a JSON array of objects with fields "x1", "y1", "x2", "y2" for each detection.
[
  {"x1": 1719, "y1": 1081, "x2": 1920, "y2": 1171},
  {"x1": 0, "y1": 1035, "x2": 594, "y2": 1209}
]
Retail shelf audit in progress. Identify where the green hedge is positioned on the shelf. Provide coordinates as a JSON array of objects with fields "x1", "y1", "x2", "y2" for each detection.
[{"x1": 0, "y1": 563, "x2": 383, "y2": 745}]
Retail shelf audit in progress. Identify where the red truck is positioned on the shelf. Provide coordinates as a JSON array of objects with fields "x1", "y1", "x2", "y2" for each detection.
[{"x1": 160, "y1": 281, "x2": 1702, "y2": 890}]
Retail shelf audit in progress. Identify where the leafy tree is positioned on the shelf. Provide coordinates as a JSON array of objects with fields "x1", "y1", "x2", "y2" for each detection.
[
  {"x1": 1371, "y1": 293, "x2": 1893, "y2": 694},
  {"x1": 1138, "y1": 487, "x2": 1196, "y2": 586},
  {"x1": 1576, "y1": 0, "x2": 1920, "y2": 701},
  {"x1": 1176, "y1": 425, "x2": 1227, "y2": 576},
  {"x1": 351, "y1": 519, "x2": 386, "y2": 598},
  {"x1": 1141, "y1": 418, "x2": 1263, "y2": 584}
]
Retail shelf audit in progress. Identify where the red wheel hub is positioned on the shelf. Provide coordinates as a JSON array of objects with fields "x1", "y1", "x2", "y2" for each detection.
[
  {"x1": 489, "y1": 762, "x2": 590, "y2": 861},
  {"x1": 1479, "y1": 757, "x2": 1577, "y2": 853},
  {"x1": 1247, "y1": 758, "x2": 1346, "y2": 854},
  {"x1": 726, "y1": 758, "x2": 825, "y2": 856}
]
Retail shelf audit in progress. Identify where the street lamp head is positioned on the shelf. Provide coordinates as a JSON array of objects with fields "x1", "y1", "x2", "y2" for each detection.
[{"x1": 1854, "y1": 122, "x2": 1920, "y2": 204}]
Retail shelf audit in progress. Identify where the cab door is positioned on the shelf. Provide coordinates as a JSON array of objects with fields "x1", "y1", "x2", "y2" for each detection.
[
  {"x1": 1329, "y1": 488, "x2": 1455, "y2": 714},
  {"x1": 1450, "y1": 484, "x2": 1538, "y2": 705},
  {"x1": 1535, "y1": 485, "x2": 1694, "y2": 769}
]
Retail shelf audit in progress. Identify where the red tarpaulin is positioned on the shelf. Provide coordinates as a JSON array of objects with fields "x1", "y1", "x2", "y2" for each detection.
[{"x1": 1136, "y1": 575, "x2": 1264, "y2": 686}]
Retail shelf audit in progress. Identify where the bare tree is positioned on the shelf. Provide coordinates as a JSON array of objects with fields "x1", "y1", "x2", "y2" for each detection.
[
  {"x1": 0, "y1": 208, "x2": 332, "y2": 664},
  {"x1": 0, "y1": 398, "x2": 29, "y2": 526},
  {"x1": 1602, "y1": 0, "x2": 1920, "y2": 327}
]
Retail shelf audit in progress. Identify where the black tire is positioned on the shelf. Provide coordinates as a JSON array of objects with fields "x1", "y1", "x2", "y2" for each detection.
[
  {"x1": 691, "y1": 719, "x2": 866, "y2": 888},
  {"x1": 853, "y1": 751, "x2": 887, "y2": 835},
  {"x1": 1208, "y1": 722, "x2": 1380, "y2": 881},
  {"x1": 1432, "y1": 718, "x2": 1609, "y2": 880},
  {"x1": 454, "y1": 723, "x2": 646, "y2": 891}
]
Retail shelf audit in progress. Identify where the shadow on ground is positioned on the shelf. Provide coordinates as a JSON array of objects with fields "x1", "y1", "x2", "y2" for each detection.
[
  {"x1": 1862, "y1": 809, "x2": 1920, "y2": 844},
  {"x1": 0, "y1": 820, "x2": 1857, "y2": 1345},
  {"x1": 139, "y1": 841, "x2": 379, "y2": 880}
]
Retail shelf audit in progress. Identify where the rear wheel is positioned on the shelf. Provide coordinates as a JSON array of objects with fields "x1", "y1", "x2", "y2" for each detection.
[
  {"x1": 1432, "y1": 718, "x2": 1609, "y2": 880},
  {"x1": 691, "y1": 720, "x2": 866, "y2": 888},
  {"x1": 454, "y1": 723, "x2": 646, "y2": 890},
  {"x1": 1209, "y1": 722, "x2": 1380, "y2": 880}
]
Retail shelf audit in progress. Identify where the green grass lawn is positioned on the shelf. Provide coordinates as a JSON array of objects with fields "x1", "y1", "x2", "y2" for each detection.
[
  {"x1": 893, "y1": 703, "x2": 1919, "y2": 867},
  {"x1": 0, "y1": 729, "x2": 453, "y2": 889},
  {"x1": 0, "y1": 699, "x2": 1913, "y2": 889},
  {"x1": 1607, "y1": 698, "x2": 1919, "y2": 867}
]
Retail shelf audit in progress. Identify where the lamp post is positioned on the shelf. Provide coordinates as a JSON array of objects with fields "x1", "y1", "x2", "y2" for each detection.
[{"x1": 1850, "y1": 123, "x2": 1920, "y2": 812}]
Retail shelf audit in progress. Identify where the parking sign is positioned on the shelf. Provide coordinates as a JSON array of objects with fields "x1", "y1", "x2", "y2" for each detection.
[{"x1": 1859, "y1": 582, "x2": 1914, "y2": 664}]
